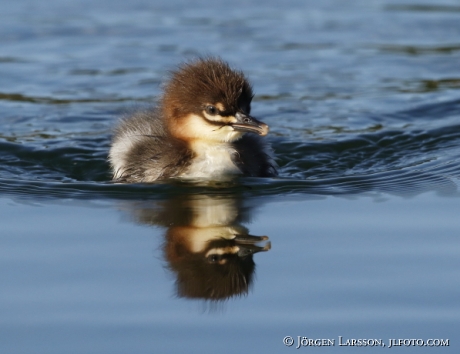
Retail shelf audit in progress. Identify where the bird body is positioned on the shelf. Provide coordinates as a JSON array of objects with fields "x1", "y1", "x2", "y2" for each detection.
[{"x1": 109, "y1": 58, "x2": 277, "y2": 182}]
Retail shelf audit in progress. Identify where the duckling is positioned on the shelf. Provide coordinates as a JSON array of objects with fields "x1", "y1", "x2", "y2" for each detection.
[{"x1": 109, "y1": 57, "x2": 277, "y2": 182}]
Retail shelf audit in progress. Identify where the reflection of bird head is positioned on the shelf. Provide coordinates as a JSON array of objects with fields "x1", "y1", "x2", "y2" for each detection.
[
  {"x1": 122, "y1": 195, "x2": 271, "y2": 300},
  {"x1": 161, "y1": 58, "x2": 269, "y2": 145},
  {"x1": 164, "y1": 225, "x2": 270, "y2": 300}
]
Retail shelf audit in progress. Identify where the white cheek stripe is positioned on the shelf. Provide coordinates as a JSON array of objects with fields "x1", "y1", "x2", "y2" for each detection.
[
  {"x1": 205, "y1": 246, "x2": 239, "y2": 258},
  {"x1": 203, "y1": 112, "x2": 237, "y2": 124}
]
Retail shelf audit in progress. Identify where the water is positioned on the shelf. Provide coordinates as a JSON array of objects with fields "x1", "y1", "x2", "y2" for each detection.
[{"x1": 1, "y1": 0, "x2": 460, "y2": 353}]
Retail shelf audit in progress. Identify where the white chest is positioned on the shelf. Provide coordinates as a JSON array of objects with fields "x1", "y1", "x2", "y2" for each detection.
[{"x1": 181, "y1": 143, "x2": 242, "y2": 178}]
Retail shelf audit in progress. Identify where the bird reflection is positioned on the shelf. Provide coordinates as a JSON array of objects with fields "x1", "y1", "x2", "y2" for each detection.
[{"x1": 126, "y1": 194, "x2": 271, "y2": 301}]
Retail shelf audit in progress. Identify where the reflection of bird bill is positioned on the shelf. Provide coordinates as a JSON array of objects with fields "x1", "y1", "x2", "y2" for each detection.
[
  {"x1": 164, "y1": 225, "x2": 270, "y2": 300},
  {"x1": 233, "y1": 234, "x2": 271, "y2": 257},
  {"x1": 165, "y1": 225, "x2": 271, "y2": 264}
]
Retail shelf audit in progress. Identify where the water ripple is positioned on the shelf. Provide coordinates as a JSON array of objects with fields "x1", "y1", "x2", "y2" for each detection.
[
  {"x1": 1, "y1": 116, "x2": 459, "y2": 199},
  {"x1": 0, "y1": 92, "x2": 152, "y2": 104}
]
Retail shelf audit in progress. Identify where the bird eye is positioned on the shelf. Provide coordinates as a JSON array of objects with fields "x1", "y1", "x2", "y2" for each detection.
[
  {"x1": 205, "y1": 105, "x2": 218, "y2": 116},
  {"x1": 207, "y1": 254, "x2": 221, "y2": 263}
]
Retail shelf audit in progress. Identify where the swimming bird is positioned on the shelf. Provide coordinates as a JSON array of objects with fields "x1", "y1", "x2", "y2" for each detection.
[{"x1": 109, "y1": 58, "x2": 277, "y2": 182}]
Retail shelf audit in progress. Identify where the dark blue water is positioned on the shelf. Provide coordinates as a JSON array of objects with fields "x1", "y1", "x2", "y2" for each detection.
[{"x1": 1, "y1": 0, "x2": 460, "y2": 353}]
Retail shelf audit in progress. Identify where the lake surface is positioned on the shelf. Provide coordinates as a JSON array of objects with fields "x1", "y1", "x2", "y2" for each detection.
[{"x1": 1, "y1": 0, "x2": 460, "y2": 353}]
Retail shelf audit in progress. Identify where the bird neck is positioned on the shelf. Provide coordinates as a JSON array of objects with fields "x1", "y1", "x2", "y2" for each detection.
[{"x1": 180, "y1": 139, "x2": 242, "y2": 178}]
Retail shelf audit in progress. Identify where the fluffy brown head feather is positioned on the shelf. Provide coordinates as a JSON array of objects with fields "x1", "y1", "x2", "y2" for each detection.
[{"x1": 161, "y1": 58, "x2": 253, "y2": 119}]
